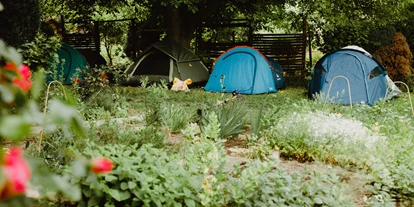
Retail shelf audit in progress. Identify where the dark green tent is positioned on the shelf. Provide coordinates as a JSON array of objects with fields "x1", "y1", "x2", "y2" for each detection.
[
  {"x1": 47, "y1": 43, "x2": 89, "y2": 84},
  {"x1": 124, "y1": 40, "x2": 210, "y2": 85}
]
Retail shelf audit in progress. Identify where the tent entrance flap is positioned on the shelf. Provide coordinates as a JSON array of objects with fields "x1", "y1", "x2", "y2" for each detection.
[{"x1": 129, "y1": 52, "x2": 153, "y2": 76}]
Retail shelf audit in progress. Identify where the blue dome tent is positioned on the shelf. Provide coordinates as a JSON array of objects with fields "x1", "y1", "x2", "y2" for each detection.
[
  {"x1": 204, "y1": 46, "x2": 285, "y2": 94},
  {"x1": 308, "y1": 46, "x2": 401, "y2": 105}
]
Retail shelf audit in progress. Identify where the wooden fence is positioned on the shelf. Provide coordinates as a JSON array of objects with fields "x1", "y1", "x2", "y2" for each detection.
[
  {"x1": 252, "y1": 33, "x2": 306, "y2": 75},
  {"x1": 196, "y1": 19, "x2": 307, "y2": 76}
]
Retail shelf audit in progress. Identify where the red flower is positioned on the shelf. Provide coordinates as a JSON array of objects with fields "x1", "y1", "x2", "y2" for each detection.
[
  {"x1": 3, "y1": 62, "x2": 17, "y2": 71},
  {"x1": 90, "y1": 157, "x2": 113, "y2": 174},
  {"x1": 12, "y1": 64, "x2": 32, "y2": 92},
  {"x1": 0, "y1": 147, "x2": 31, "y2": 200}
]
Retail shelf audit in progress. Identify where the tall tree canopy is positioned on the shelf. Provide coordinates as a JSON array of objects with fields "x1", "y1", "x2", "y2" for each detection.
[
  {"x1": 277, "y1": 0, "x2": 413, "y2": 52},
  {"x1": 0, "y1": 0, "x2": 40, "y2": 47},
  {"x1": 41, "y1": 0, "x2": 286, "y2": 47},
  {"x1": 40, "y1": 0, "x2": 414, "y2": 53}
]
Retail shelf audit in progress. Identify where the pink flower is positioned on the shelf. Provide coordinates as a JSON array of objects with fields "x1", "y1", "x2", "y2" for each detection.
[
  {"x1": 0, "y1": 147, "x2": 31, "y2": 200},
  {"x1": 90, "y1": 157, "x2": 113, "y2": 174},
  {"x1": 12, "y1": 64, "x2": 32, "y2": 92},
  {"x1": 18, "y1": 65, "x2": 31, "y2": 80}
]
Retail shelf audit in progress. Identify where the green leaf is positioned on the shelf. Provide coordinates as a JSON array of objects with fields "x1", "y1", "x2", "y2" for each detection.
[
  {"x1": 0, "y1": 84, "x2": 15, "y2": 103},
  {"x1": 184, "y1": 198, "x2": 195, "y2": 207},
  {"x1": 119, "y1": 191, "x2": 131, "y2": 201},
  {"x1": 30, "y1": 70, "x2": 45, "y2": 100},
  {"x1": 128, "y1": 181, "x2": 137, "y2": 189},
  {"x1": 313, "y1": 197, "x2": 323, "y2": 204},
  {"x1": 188, "y1": 176, "x2": 203, "y2": 190},
  {"x1": 121, "y1": 182, "x2": 128, "y2": 190},
  {"x1": 87, "y1": 196, "x2": 100, "y2": 207},
  {"x1": 105, "y1": 175, "x2": 118, "y2": 182},
  {"x1": 48, "y1": 99, "x2": 85, "y2": 136},
  {"x1": 0, "y1": 115, "x2": 31, "y2": 141},
  {"x1": 71, "y1": 159, "x2": 88, "y2": 178},
  {"x1": 108, "y1": 189, "x2": 121, "y2": 201},
  {"x1": 275, "y1": 187, "x2": 290, "y2": 193},
  {"x1": 183, "y1": 187, "x2": 192, "y2": 197},
  {"x1": 108, "y1": 189, "x2": 131, "y2": 202}
]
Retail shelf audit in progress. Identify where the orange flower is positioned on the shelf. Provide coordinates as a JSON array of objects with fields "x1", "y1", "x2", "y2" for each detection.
[
  {"x1": 12, "y1": 64, "x2": 32, "y2": 92},
  {"x1": 99, "y1": 73, "x2": 108, "y2": 79},
  {"x1": 0, "y1": 148, "x2": 31, "y2": 200},
  {"x1": 72, "y1": 77, "x2": 81, "y2": 84},
  {"x1": 90, "y1": 157, "x2": 113, "y2": 174}
]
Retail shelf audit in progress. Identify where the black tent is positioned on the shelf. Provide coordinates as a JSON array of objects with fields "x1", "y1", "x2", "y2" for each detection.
[{"x1": 124, "y1": 40, "x2": 210, "y2": 85}]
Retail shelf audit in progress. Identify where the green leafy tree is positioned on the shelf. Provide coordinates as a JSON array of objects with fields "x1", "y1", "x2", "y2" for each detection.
[
  {"x1": 40, "y1": 0, "x2": 285, "y2": 48},
  {"x1": 0, "y1": 0, "x2": 41, "y2": 48},
  {"x1": 279, "y1": 0, "x2": 412, "y2": 52}
]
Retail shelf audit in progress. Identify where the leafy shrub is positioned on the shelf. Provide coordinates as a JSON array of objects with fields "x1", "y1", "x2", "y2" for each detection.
[
  {"x1": 374, "y1": 32, "x2": 414, "y2": 82},
  {"x1": 71, "y1": 66, "x2": 109, "y2": 100},
  {"x1": 0, "y1": 0, "x2": 40, "y2": 48},
  {"x1": 70, "y1": 139, "x2": 352, "y2": 207},
  {"x1": 200, "y1": 98, "x2": 247, "y2": 140},
  {"x1": 87, "y1": 122, "x2": 167, "y2": 148},
  {"x1": 70, "y1": 140, "x2": 226, "y2": 207},
  {"x1": 140, "y1": 78, "x2": 169, "y2": 126},
  {"x1": 19, "y1": 33, "x2": 62, "y2": 72},
  {"x1": 160, "y1": 104, "x2": 193, "y2": 133}
]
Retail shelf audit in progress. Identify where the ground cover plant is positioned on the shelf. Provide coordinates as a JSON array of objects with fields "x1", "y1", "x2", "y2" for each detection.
[{"x1": 3, "y1": 64, "x2": 414, "y2": 207}]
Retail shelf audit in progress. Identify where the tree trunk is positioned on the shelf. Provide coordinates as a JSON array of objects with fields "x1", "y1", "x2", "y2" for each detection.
[{"x1": 163, "y1": 6, "x2": 197, "y2": 48}]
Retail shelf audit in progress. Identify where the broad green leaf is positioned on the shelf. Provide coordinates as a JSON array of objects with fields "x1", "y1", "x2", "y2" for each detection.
[
  {"x1": 128, "y1": 181, "x2": 137, "y2": 189},
  {"x1": 0, "y1": 84, "x2": 15, "y2": 103},
  {"x1": 120, "y1": 182, "x2": 128, "y2": 190},
  {"x1": 188, "y1": 175, "x2": 203, "y2": 190},
  {"x1": 105, "y1": 175, "x2": 118, "y2": 182},
  {"x1": 184, "y1": 199, "x2": 195, "y2": 207},
  {"x1": 119, "y1": 191, "x2": 131, "y2": 201},
  {"x1": 108, "y1": 189, "x2": 121, "y2": 201},
  {"x1": 313, "y1": 197, "x2": 323, "y2": 204},
  {"x1": 30, "y1": 70, "x2": 45, "y2": 100},
  {"x1": 71, "y1": 159, "x2": 88, "y2": 177},
  {"x1": 104, "y1": 203, "x2": 115, "y2": 207},
  {"x1": 87, "y1": 196, "x2": 100, "y2": 207},
  {"x1": 0, "y1": 115, "x2": 31, "y2": 141},
  {"x1": 183, "y1": 187, "x2": 192, "y2": 197}
]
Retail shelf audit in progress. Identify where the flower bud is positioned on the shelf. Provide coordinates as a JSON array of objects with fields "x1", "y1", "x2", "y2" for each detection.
[{"x1": 90, "y1": 157, "x2": 113, "y2": 174}]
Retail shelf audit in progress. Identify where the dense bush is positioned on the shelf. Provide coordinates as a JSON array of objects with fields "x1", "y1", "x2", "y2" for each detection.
[
  {"x1": 70, "y1": 140, "x2": 351, "y2": 206},
  {"x1": 374, "y1": 32, "x2": 413, "y2": 82},
  {"x1": 19, "y1": 33, "x2": 62, "y2": 72},
  {"x1": 0, "y1": 0, "x2": 40, "y2": 48},
  {"x1": 319, "y1": 22, "x2": 396, "y2": 54}
]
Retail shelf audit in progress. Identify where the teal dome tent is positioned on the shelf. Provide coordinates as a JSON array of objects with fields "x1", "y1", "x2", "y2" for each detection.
[
  {"x1": 204, "y1": 46, "x2": 285, "y2": 94},
  {"x1": 47, "y1": 43, "x2": 89, "y2": 84}
]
